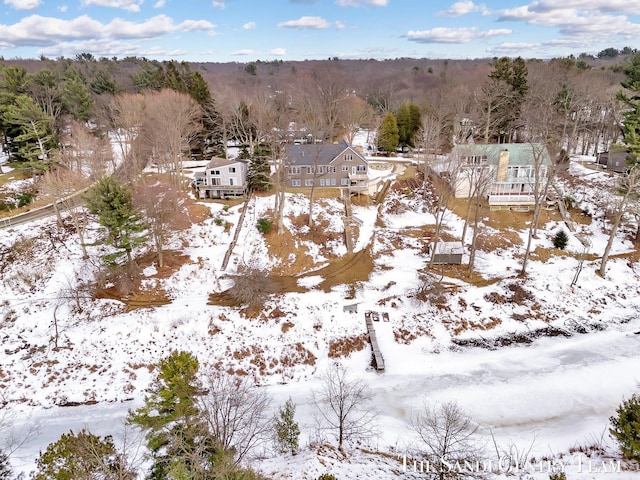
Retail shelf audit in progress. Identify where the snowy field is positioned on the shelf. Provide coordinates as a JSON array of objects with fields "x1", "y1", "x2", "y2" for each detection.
[{"x1": 1, "y1": 145, "x2": 640, "y2": 478}]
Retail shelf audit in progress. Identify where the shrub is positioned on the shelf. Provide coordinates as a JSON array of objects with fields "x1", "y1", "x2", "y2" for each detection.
[
  {"x1": 17, "y1": 191, "x2": 34, "y2": 207},
  {"x1": 552, "y1": 230, "x2": 569, "y2": 250},
  {"x1": 317, "y1": 475, "x2": 337, "y2": 480},
  {"x1": 610, "y1": 393, "x2": 640, "y2": 461},
  {"x1": 274, "y1": 398, "x2": 300, "y2": 455},
  {"x1": 214, "y1": 217, "x2": 223, "y2": 226},
  {"x1": 549, "y1": 472, "x2": 567, "y2": 480},
  {"x1": 256, "y1": 217, "x2": 273, "y2": 234}
]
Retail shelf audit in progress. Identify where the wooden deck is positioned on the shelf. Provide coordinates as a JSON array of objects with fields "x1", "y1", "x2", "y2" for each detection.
[{"x1": 365, "y1": 310, "x2": 386, "y2": 371}]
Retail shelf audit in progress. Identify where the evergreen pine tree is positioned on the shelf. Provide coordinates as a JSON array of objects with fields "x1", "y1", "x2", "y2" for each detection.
[
  {"x1": 377, "y1": 112, "x2": 399, "y2": 154},
  {"x1": 129, "y1": 350, "x2": 210, "y2": 479},
  {"x1": 610, "y1": 393, "x2": 640, "y2": 461},
  {"x1": 84, "y1": 176, "x2": 147, "y2": 266},
  {"x1": 552, "y1": 230, "x2": 569, "y2": 250},
  {"x1": 274, "y1": 397, "x2": 300, "y2": 455},
  {"x1": 32, "y1": 429, "x2": 129, "y2": 480}
]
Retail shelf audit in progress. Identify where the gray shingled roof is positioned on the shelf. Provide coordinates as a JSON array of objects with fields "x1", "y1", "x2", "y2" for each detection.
[
  {"x1": 205, "y1": 157, "x2": 248, "y2": 169},
  {"x1": 285, "y1": 140, "x2": 365, "y2": 166}
]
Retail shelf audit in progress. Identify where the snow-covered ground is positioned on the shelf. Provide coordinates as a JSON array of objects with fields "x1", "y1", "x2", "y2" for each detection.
[{"x1": 1, "y1": 151, "x2": 639, "y2": 479}]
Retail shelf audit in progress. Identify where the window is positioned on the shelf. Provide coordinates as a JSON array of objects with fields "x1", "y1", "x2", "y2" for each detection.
[
  {"x1": 229, "y1": 178, "x2": 234, "y2": 186},
  {"x1": 320, "y1": 179, "x2": 326, "y2": 186},
  {"x1": 340, "y1": 178, "x2": 349, "y2": 186},
  {"x1": 331, "y1": 178, "x2": 337, "y2": 186},
  {"x1": 305, "y1": 179, "x2": 314, "y2": 186},
  {"x1": 329, "y1": 166, "x2": 336, "y2": 173},
  {"x1": 356, "y1": 165, "x2": 366, "y2": 172},
  {"x1": 229, "y1": 167, "x2": 236, "y2": 173},
  {"x1": 317, "y1": 166, "x2": 325, "y2": 174},
  {"x1": 292, "y1": 179, "x2": 301, "y2": 187},
  {"x1": 290, "y1": 166, "x2": 301, "y2": 175},
  {"x1": 344, "y1": 154, "x2": 353, "y2": 161},
  {"x1": 342, "y1": 165, "x2": 349, "y2": 172},
  {"x1": 463, "y1": 155, "x2": 487, "y2": 165},
  {"x1": 307, "y1": 166, "x2": 314, "y2": 174},
  {"x1": 210, "y1": 169, "x2": 220, "y2": 175},
  {"x1": 211, "y1": 178, "x2": 221, "y2": 186}
]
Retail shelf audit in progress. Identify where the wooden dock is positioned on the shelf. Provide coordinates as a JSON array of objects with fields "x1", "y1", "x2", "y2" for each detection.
[{"x1": 365, "y1": 311, "x2": 385, "y2": 371}]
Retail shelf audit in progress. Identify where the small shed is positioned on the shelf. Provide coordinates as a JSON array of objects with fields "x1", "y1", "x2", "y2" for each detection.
[
  {"x1": 597, "y1": 145, "x2": 628, "y2": 173},
  {"x1": 430, "y1": 241, "x2": 465, "y2": 265}
]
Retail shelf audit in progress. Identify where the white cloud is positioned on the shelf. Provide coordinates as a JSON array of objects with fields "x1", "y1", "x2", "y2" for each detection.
[
  {"x1": 213, "y1": 0, "x2": 224, "y2": 8},
  {"x1": 4, "y1": 0, "x2": 41, "y2": 10},
  {"x1": 243, "y1": 21, "x2": 256, "y2": 30},
  {"x1": 336, "y1": 0, "x2": 387, "y2": 6},
  {"x1": 270, "y1": 47, "x2": 286, "y2": 56},
  {"x1": 231, "y1": 49, "x2": 255, "y2": 55},
  {"x1": 81, "y1": 0, "x2": 144, "y2": 13},
  {"x1": 0, "y1": 14, "x2": 214, "y2": 47},
  {"x1": 278, "y1": 16, "x2": 331, "y2": 29},
  {"x1": 498, "y1": 2, "x2": 640, "y2": 45},
  {"x1": 438, "y1": 1, "x2": 490, "y2": 17},
  {"x1": 335, "y1": 20, "x2": 346, "y2": 30},
  {"x1": 0, "y1": 15, "x2": 103, "y2": 45},
  {"x1": 38, "y1": 38, "x2": 188, "y2": 58},
  {"x1": 405, "y1": 26, "x2": 510, "y2": 44},
  {"x1": 58, "y1": 4, "x2": 68, "y2": 12},
  {"x1": 154, "y1": 0, "x2": 165, "y2": 7},
  {"x1": 530, "y1": 0, "x2": 640, "y2": 16}
]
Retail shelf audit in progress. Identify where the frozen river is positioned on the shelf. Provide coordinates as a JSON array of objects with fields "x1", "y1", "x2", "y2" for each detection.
[{"x1": 5, "y1": 317, "x2": 640, "y2": 475}]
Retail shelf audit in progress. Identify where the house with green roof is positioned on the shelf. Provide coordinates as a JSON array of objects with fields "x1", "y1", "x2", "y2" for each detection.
[{"x1": 447, "y1": 143, "x2": 553, "y2": 210}]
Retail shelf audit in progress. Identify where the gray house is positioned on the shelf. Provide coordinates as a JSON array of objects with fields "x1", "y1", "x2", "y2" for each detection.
[
  {"x1": 194, "y1": 157, "x2": 248, "y2": 199},
  {"x1": 285, "y1": 140, "x2": 369, "y2": 193}
]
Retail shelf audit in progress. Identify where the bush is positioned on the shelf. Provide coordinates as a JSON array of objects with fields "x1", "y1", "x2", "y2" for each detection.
[
  {"x1": 317, "y1": 475, "x2": 337, "y2": 480},
  {"x1": 274, "y1": 398, "x2": 300, "y2": 455},
  {"x1": 17, "y1": 191, "x2": 34, "y2": 207},
  {"x1": 552, "y1": 230, "x2": 569, "y2": 250},
  {"x1": 256, "y1": 217, "x2": 273, "y2": 234},
  {"x1": 610, "y1": 393, "x2": 640, "y2": 461},
  {"x1": 549, "y1": 472, "x2": 567, "y2": 480}
]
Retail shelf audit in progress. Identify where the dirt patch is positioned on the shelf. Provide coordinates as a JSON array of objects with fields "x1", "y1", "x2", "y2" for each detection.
[{"x1": 476, "y1": 229, "x2": 522, "y2": 251}]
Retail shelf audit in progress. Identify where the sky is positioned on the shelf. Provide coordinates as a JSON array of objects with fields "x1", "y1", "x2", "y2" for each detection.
[{"x1": 0, "y1": 0, "x2": 639, "y2": 63}]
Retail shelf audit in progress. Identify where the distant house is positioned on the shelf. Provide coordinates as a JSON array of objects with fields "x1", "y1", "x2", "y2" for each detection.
[
  {"x1": 194, "y1": 157, "x2": 248, "y2": 199},
  {"x1": 284, "y1": 140, "x2": 369, "y2": 193},
  {"x1": 596, "y1": 144, "x2": 628, "y2": 173},
  {"x1": 440, "y1": 143, "x2": 553, "y2": 210}
]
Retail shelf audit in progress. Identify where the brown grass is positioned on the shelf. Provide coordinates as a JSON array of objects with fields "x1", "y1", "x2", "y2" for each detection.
[{"x1": 327, "y1": 334, "x2": 369, "y2": 358}]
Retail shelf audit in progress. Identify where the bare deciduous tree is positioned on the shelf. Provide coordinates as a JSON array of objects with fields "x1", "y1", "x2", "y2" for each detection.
[
  {"x1": 410, "y1": 401, "x2": 483, "y2": 480},
  {"x1": 108, "y1": 93, "x2": 146, "y2": 180},
  {"x1": 141, "y1": 89, "x2": 201, "y2": 189},
  {"x1": 198, "y1": 372, "x2": 272, "y2": 463},
  {"x1": 312, "y1": 363, "x2": 377, "y2": 453},
  {"x1": 599, "y1": 166, "x2": 640, "y2": 277},
  {"x1": 132, "y1": 177, "x2": 190, "y2": 268}
]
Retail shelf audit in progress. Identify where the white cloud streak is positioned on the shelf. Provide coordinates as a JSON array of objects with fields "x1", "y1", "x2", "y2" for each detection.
[
  {"x1": 405, "y1": 27, "x2": 511, "y2": 44},
  {"x1": 278, "y1": 16, "x2": 332, "y2": 29},
  {"x1": 81, "y1": 0, "x2": 144, "y2": 13},
  {"x1": 438, "y1": 1, "x2": 490, "y2": 17},
  {"x1": 4, "y1": 0, "x2": 41, "y2": 10}
]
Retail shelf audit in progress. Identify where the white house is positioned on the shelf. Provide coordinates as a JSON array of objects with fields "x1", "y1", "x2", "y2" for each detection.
[
  {"x1": 439, "y1": 143, "x2": 553, "y2": 210},
  {"x1": 194, "y1": 157, "x2": 248, "y2": 199}
]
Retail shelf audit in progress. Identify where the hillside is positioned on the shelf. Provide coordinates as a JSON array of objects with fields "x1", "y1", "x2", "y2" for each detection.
[{"x1": 1, "y1": 156, "x2": 640, "y2": 478}]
